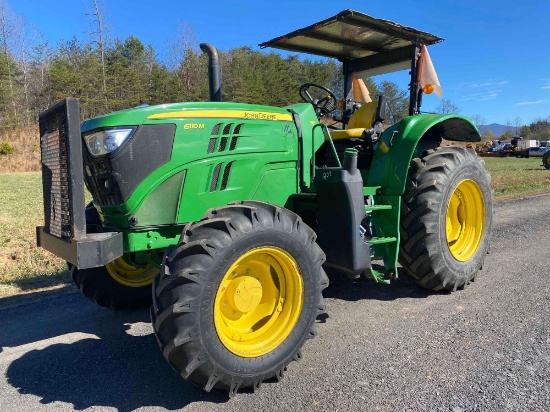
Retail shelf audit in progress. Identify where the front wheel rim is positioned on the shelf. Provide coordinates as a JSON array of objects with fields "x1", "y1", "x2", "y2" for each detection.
[
  {"x1": 214, "y1": 247, "x2": 304, "y2": 358},
  {"x1": 105, "y1": 258, "x2": 159, "y2": 287},
  {"x1": 446, "y1": 179, "x2": 485, "y2": 262}
]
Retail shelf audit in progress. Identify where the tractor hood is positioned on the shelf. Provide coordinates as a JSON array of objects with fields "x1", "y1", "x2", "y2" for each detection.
[{"x1": 81, "y1": 102, "x2": 294, "y2": 133}]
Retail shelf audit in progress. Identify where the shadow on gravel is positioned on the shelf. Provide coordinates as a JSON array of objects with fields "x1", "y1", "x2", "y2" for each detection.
[
  {"x1": 3, "y1": 264, "x2": 441, "y2": 410},
  {"x1": 0, "y1": 285, "x2": 73, "y2": 309},
  {"x1": 5, "y1": 298, "x2": 227, "y2": 411},
  {"x1": 323, "y1": 266, "x2": 442, "y2": 302}
]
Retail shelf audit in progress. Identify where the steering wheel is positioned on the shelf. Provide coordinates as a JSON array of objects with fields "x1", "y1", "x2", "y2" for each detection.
[{"x1": 299, "y1": 83, "x2": 338, "y2": 118}]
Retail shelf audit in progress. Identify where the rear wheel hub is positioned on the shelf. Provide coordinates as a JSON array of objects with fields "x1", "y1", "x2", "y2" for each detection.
[{"x1": 446, "y1": 179, "x2": 485, "y2": 261}]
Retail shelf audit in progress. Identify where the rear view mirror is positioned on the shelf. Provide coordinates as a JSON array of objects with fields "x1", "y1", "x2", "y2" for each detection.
[{"x1": 376, "y1": 95, "x2": 387, "y2": 123}]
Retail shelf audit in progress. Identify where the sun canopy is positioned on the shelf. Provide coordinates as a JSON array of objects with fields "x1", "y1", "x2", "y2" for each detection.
[{"x1": 260, "y1": 10, "x2": 443, "y2": 77}]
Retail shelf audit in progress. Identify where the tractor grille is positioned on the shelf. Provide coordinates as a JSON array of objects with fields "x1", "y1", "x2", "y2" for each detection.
[
  {"x1": 210, "y1": 163, "x2": 222, "y2": 192},
  {"x1": 39, "y1": 99, "x2": 85, "y2": 240},
  {"x1": 40, "y1": 111, "x2": 71, "y2": 238},
  {"x1": 220, "y1": 162, "x2": 233, "y2": 190},
  {"x1": 207, "y1": 123, "x2": 243, "y2": 153},
  {"x1": 219, "y1": 136, "x2": 228, "y2": 152},
  {"x1": 82, "y1": 153, "x2": 123, "y2": 206},
  {"x1": 207, "y1": 138, "x2": 216, "y2": 154}
]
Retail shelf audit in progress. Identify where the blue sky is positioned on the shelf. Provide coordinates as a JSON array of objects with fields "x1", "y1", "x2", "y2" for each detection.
[{"x1": 8, "y1": 0, "x2": 550, "y2": 125}]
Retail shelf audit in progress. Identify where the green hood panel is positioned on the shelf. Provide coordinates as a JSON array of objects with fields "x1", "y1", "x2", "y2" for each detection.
[{"x1": 81, "y1": 102, "x2": 294, "y2": 132}]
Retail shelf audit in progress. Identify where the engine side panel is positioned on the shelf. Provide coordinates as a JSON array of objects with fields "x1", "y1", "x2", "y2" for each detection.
[{"x1": 95, "y1": 106, "x2": 301, "y2": 229}]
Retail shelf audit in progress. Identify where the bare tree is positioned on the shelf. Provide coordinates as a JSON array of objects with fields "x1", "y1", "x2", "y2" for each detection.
[
  {"x1": 505, "y1": 119, "x2": 512, "y2": 134},
  {"x1": 11, "y1": 13, "x2": 38, "y2": 124},
  {"x1": 88, "y1": 0, "x2": 108, "y2": 109},
  {"x1": 435, "y1": 99, "x2": 460, "y2": 114},
  {"x1": 470, "y1": 113, "x2": 486, "y2": 131},
  {"x1": 0, "y1": 0, "x2": 17, "y2": 121},
  {"x1": 167, "y1": 22, "x2": 199, "y2": 72},
  {"x1": 29, "y1": 36, "x2": 52, "y2": 113},
  {"x1": 167, "y1": 22, "x2": 202, "y2": 95},
  {"x1": 513, "y1": 116, "x2": 521, "y2": 136}
]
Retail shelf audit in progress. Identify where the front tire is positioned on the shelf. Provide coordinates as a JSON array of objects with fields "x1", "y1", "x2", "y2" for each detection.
[
  {"x1": 72, "y1": 259, "x2": 157, "y2": 310},
  {"x1": 71, "y1": 203, "x2": 158, "y2": 309},
  {"x1": 399, "y1": 147, "x2": 493, "y2": 291},
  {"x1": 151, "y1": 201, "x2": 328, "y2": 396}
]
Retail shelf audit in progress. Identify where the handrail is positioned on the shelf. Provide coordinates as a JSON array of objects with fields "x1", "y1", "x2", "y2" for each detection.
[{"x1": 311, "y1": 123, "x2": 342, "y2": 179}]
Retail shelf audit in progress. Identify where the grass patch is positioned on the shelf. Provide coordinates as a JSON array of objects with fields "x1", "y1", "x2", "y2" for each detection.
[
  {"x1": 483, "y1": 157, "x2": 550, "y2": 202},
  {"x1": 0, "y1": 173, "x2": 69, "y2": 299},
  {"x1": 0, "y1": 157, "x2": 549, "y2": 301}
]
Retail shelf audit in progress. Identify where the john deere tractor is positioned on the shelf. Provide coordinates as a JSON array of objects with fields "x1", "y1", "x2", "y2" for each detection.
[{"x1": 37, "y1": 10, "x2": 492, "y2": 396}]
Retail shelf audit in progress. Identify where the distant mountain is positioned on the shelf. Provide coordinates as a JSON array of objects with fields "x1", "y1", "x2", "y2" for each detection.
[{"x1": 478, "y1": 123, "x2": 510, "y2": 137}]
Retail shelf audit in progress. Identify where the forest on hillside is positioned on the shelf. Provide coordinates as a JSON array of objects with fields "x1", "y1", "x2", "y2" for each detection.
[
  {"x1": 0, "y1": 0, "x2": 419, "y2": 132},
  {"x1": 0, "y1": 0, "x2": 549, "y2": 142},
  {"x1": 0, "y1": 21, "x2": 343, "y2": 127}
]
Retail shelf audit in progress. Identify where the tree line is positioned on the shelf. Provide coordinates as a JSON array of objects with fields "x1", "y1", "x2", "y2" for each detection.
[
  {"x1": 5, "y1": 0, "x2": 546, "y2": 141},
  {"x1": 0, "y1": 2, "x2": 342, "y2": 128},
  {"x1": 0, "y1": 29, "x2": 340, "y2": 127},
  {"x1": 0, "y1": 1, "x2": 420, "y2": 131}
]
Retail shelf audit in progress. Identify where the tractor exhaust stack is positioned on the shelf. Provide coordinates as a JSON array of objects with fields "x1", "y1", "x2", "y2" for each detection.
[{"x1": 200, "y1": 43, "x2": 222, "y2": 102}]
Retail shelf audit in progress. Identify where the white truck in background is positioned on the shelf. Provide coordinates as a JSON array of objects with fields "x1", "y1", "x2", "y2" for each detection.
[{"x1": 515, "y1": 139, "x2": 539, "y2": 157}]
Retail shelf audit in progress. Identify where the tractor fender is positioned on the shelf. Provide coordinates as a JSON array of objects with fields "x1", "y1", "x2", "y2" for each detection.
[{"x1": 365, "y1": 114, "x2": 481, "y2": 196}]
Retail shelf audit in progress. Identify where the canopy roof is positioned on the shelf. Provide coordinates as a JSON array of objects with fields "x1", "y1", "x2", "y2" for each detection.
[{"x1": 260, "y1": 10, "x2": 443, "y2": 75}]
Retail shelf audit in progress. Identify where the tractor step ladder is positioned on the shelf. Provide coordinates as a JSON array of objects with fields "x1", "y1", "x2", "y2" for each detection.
[
  {"x1": 369, "y1": 236, "x2": 397, "y2": 245},
  {"x1": 365, "y1": 204, "x2": 397, "y2": 245},
  {"x1": 363, "y1": 193, "x2": 397, "y2": 284}
]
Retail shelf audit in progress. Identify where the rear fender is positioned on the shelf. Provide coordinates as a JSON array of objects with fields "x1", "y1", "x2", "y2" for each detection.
[
  {"x1": 366, "y1": 114, "x2": 480, "y2": 195},
  {"x1": 364, "y1": 114, "x2": 480, "y2": 275}
]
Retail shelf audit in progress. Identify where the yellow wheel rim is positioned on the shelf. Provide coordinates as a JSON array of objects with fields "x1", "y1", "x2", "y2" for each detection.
[
  {"x1": 105, "y1": 257, "x2": 159, "y2": 287},
  {"x1": 214, "y1": 247, "x2": 303, "y2": 358},
  {"x1": 446, "y1": 179, "x2": 485, "y2": 262}
]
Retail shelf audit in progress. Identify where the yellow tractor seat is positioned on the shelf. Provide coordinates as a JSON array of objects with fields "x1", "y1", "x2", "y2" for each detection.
[{"x1": 325, "y1": 101, "x2": 378, "y2": 141}]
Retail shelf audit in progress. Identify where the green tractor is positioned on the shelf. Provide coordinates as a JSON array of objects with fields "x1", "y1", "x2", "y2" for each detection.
[{"x1": 37, "y1": 10, "x2": 492, "y2": 396}]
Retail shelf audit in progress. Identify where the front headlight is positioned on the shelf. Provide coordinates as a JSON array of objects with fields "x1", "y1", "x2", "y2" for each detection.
[{"x1": 83, "y1": 127, "x2": 136, "y2": 157}]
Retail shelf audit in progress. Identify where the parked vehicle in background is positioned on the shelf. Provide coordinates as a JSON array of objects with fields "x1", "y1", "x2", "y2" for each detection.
[
  {"x1": 526, "y1": 147, "x2": 550, "y2": 158},
  {"x1": 515, "y1": 139, "x2": 539, "y2": 157}
]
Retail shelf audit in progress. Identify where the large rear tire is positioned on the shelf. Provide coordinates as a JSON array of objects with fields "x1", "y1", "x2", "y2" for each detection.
[
  {"x1": 151, "y1": 201, "x2": 328, "y2": 396},
  {"x1": 542, "y1": 151, "x2": 550, "y2": 169},
  {"x1": 399, "y1": 147, "x2": 493, "y2": 291}
]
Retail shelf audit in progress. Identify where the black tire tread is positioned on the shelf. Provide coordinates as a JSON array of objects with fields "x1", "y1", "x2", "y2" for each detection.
[
  {"x1": 72, "y1": 265, "x2": 153, "y2": 310},
  {"x1": 399, "y1": 146, "x2": 492, "y2": 291},
  {"x1": 542, "y1": 151, "x2": 550, "y2": 170},
  {"x1": 152, "y1": 201, "x2": 328, "y2": 396},
  {"x1": 70, "y1": 203, "x2": 154, "y2": 310}
]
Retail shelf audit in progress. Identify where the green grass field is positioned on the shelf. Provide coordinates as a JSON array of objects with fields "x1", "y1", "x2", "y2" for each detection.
[
  {"x1": 483, "y1": 157, "x2": 550, "y2": 200},
  {"x1": 0, "y1": 156, "x2": 549, "y2": 300},
  {"x1": 0, "y1": 173, "x2": 69, "y2": 299}
]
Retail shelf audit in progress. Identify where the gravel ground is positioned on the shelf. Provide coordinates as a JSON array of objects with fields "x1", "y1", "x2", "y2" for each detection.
[{"x1": 0, "y1": 194, "x2": 549, "y2": 412}]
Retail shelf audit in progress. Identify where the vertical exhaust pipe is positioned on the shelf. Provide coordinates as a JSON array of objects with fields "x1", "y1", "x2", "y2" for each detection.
[{"x1": 200, "y1": 43, "x2": 222, "y2": 102}]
